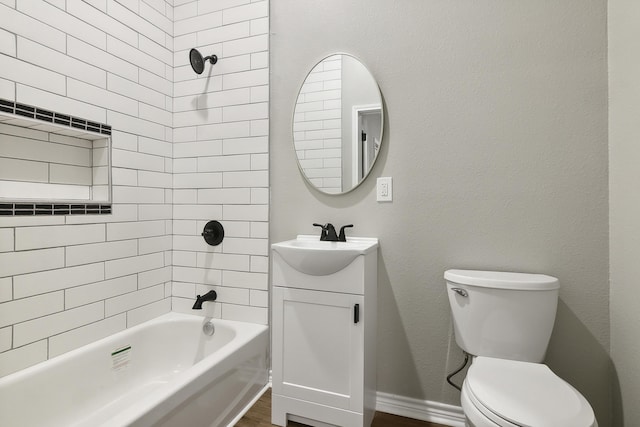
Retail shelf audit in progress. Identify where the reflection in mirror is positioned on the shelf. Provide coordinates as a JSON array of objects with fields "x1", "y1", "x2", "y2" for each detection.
[{"x1": 293, "y1": 54, "x2": 383, "y2": 194}]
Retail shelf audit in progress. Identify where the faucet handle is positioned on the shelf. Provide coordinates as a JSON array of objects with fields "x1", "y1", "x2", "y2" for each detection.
[
  {"x1": 338, "y1": 224, "x2": 353, "y2": 242},
  {"x1": 313, "y1": 223, "x2": 327, "y2": 240}
]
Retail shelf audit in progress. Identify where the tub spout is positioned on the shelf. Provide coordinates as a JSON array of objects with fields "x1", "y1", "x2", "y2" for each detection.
[{"x1": 192, "y1": 290, "x2": 217, "y2": 309}]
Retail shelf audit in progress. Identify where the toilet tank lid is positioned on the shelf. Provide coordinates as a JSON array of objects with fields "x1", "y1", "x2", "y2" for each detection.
[{"x1": 444, "y1": 269, "x2": 559, "y2": 290}]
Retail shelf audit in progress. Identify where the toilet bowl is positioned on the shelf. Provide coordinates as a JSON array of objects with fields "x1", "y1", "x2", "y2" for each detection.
[
  {"x1": 460, "y1": 357, "x2": 597, "y2": 427},
  {"x1": 444, "y1": 269, "x2": 597, "y2": 427}
]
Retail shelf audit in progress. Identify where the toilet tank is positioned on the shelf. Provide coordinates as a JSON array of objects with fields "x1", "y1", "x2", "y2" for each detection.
[{"x1": 445, "y1": 269, "x2": 559, "y2": 363}]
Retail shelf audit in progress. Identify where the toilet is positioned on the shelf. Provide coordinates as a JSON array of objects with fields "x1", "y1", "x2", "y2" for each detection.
[{"x1": 445, "y1": 269, "x2": 597, "y2": 427}]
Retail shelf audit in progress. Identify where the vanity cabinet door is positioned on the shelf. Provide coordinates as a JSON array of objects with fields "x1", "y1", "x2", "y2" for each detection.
[{"x1": 272, "y1": 286, "x2": 364, "y2": 412}]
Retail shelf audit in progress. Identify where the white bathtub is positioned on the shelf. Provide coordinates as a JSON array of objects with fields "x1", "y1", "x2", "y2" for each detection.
[{"x1": 0, "y1": 312, "x2": 269, "y2": 427}]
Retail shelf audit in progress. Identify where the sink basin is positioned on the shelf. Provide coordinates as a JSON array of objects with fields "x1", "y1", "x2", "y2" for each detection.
[{"x1": 272, "y1": 235, "x2": 378, "y2": 276}]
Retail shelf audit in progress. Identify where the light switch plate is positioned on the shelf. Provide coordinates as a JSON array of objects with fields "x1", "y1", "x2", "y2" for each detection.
[{"x1": 376, "y1": 177, "x2": 392, "y2": 202}]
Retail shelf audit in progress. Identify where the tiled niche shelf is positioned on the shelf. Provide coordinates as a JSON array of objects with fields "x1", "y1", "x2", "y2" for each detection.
[{"x1": 0, "y1": 98, "x2": 112, "y2": 216}]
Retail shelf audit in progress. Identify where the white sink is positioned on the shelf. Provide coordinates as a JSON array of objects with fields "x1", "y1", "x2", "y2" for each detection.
[{"x1": 272, "y1": 235, "x2": 378, "y2": 276}]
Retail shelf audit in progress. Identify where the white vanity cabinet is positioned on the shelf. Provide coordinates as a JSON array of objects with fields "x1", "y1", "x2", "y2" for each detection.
[{"x1": 271, "y1": 235, "x2": 378, "y2": 427}]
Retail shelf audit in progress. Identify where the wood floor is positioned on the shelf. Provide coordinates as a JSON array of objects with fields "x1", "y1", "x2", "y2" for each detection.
[{"x1": 235, "y1": 389, "x2": 447, "y2": 427}]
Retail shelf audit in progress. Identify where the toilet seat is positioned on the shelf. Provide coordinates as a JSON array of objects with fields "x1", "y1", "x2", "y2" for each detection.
[{"x1": 464, "y1": 357, "x2": 596, "y2": 427}]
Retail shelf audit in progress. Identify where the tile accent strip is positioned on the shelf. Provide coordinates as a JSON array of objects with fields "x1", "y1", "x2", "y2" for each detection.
[
  {"x1": 0, "y1": 98, "x2": 112, "y2": 135},
  {"x1": 0, "y1": 203, "x2": 112, "y2": 216}
]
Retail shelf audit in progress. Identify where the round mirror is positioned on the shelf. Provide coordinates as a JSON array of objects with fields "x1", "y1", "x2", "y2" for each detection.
[{"x1": 293, "y1": 54, "x2": 384, "y2": 194}]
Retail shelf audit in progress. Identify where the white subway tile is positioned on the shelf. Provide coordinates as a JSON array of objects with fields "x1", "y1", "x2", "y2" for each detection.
[
  {"x1": 126, "y1": 298, "x2": 170, "y2": 327},
  {"x1": 108, "y1": 74, "x2": 165, "y2": 110},
  {"x1": 49, "y1": 314, "x2": 126, "y2": 358},
  {"x1": 67, "y1": 0, "x2": 137, "y2": 46},
  {"x1": 139, "y1": 69, "x2": 172, "y2": 96},
  {"x1": 18, "y1": 0, "x2": 107, "y2": 50},
  {"x1": 105, "y1": 252, "x2": 165, "y2": 279},
  {"x1": 0, "y1": 229, "x2": 14, "y2": 253},
  {"x1": 0, "y1": 277, "x2": 11, "y2": 303},
  {"x1": 85, "y1": 0, "x2": 107, "y2": 12},
  {"x1": 223, "y1": 270, "x2": 268, "y2": 290},
  {"x1": 174, "y1": 10, "x2": 222, "y2": 36},
  {"x1": 250, "y1": 17, "x2": 269, "y2": 36},
  {"x1": 197, "y1": 188, "x2": 251, "y2": 204},
  {"x1": 0, "y1": 27, "x2": 15, "y2": 56},
  {"x1": 0, "y1": 4, "x2": 66, "y2": 52},
  {"x1": 173, "y1": 266, "x2": 221, "y2": 286},
  {"x1": 174, "y1": 76, "x2": 223, "y2": 97},
  {"x1": 222, "y1": 102, "x2": 268, "y2": 122},
  {"x1": 173, "y1": 189, "x2": 198, "y2": 203},
  {"x1": 174, "y1": 2, "x2": 197, "y2": 20},
  {"x1": 139, "y1": 235, "x2": 171, "y2": 254},
  {"x1": 223, "y1": 237, "x2": 268, "y2": 256},
  {"x1": 197, "y1": 154, "x2": 251, "y2": 173},
  {"x1": 14, "y1": 302, "x2": 104, "y2": 347},
  {"x1": 223, "y1": 1, "x2": 267, "y2": 25},
  {"x1": 174, "y1": 172, "x2": 222, "y2": 188},
  {"x1": 0, "y1": 340, "x2": 47, "y2": 378},
  {"x1": 174, "y1": 140, "x2": 223, "y2": 158},
  {"x1": 250, "y1": 118, "x2": 268, "y2": 136},
  {"x1": 197, "y1": 284, "x2": 248, "y2": 305},
  {"x1": 0, "y1": 248, "x2": 64, "y2": 278},
  {"x1": 107, "y1": 111, "x2": 166, "y2": 141},
  {"x1": 67, "y1": 36, "x2": 138, "y2": 83},
  {"x1": 250, "y1": 221, "x2": 269, "y2": 239},
  {"x1": 250, "y1": 153, "x2": 268, "y2": 171},
  {"x1": 65, "y1": 275, "x2": 137, "y2": 309},
  {"x1": 107, "y1": 220, "x2": 166, "y2": 241},
  {"x1": 173, "y1": 158, "x2": 197, "y2": 173},
  {"x1": 66, "y1": 240, "x2": 138, "y2": 267},
  {"x1": 49, "y1": 164, "x2": 92, "y2": 186},
  {"x1": 16, "y1": 84, "x2": 106, "y2": 124},
  {"x1": 222, "y1": 34, "x2": 267, "y2": 58},
  {"x1": 0, "y1": 326, "x2": 11, "y2": 353},
  {"x1": 138, "y1": 266, "x2": 171, "y2": 289},
  {"x1": 250, "y1": 255, "x2": 268, "y2": 273},
  {"x1": 68, "y1": 78, "x2": 138, "y2": 117},
  {"x1": 206, "y1": 220, "x2": 249, "y2": 238},
  {"x1": 138, "y1": 204, "x2": 172, "y2": 220},
  {"x1": 112, "y1": 168, "x2": 138, "y2": 186},
  {"x1": 15, "y1": 224, "x2": 105, "y2": 251},
  {"x1": 196, "y1": 252, "x2": 250, "y2": 271},
  {"x1": 250, "y1": 289, "x2": 268, "y2": 307},
  {"x1": 172, "y1": 220, "x2": 197, "y2": 235},
  {"x1": 0, "y1": 77, "x2": 14, "y2": 100},
  {"x1": 221, "y1": 303, "x2": 266, "y2": 324},
  {"x1": 104, "y1": 283, "x2": 164, "y2": 316},
  {"x1": 172, "y1": 251, "x2": 196, "y2": 267},
  {"x1": 139, "y1": 1, "x2": 172, "y2": 35},
  {"x1": 107, "y1": 0, "x2": 166, "y2": 45},
  {"x1": 172, "y1": 281, "x2": 195, "y2": 298},
  {"x1": 112, "y1": 149, "x2": 166, "y2": 172},
  {"x1": 197, "y1": 0, "x2": 249, "y2": 15},
  {"x1": 138, "y1": 171, "x2": 172, "y2": 189},
  {"x1": 0, "y1": 55, "x2": 66, "y2": 96},
  {"x1": 223, "y1": 170, "x2": 268, "y2": 188},
  {"x1": 0, "y1": 291, "x2": 63, "y2": 328},
  {"x1": 173, "y1": 204, "x2": 223, "y2": 221},
  {"x1": 14, "y1": 263, "x2": 105, "y2": 299},
  {"x1": 139, "y1": 136, "x2": 172, "y2": 157},
  {"x1": 198, "y1": 21, "x2": 250, "y2": 46},
  {"x1": 222, "y1": 136, "x2": 268, "y2": 155},
  {"x1": 197, "y1": 121, "x2": 250, "y2": 141}
]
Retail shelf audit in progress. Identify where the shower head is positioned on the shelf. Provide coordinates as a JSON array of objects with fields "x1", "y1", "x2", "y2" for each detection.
[{"x1": 189, "y1": 48, "x2": 217, "y2": 74}]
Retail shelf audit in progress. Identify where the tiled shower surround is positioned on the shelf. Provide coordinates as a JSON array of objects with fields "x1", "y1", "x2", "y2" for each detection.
[{"x1": 0, "y1": 0, "x2": 269, "y2": 377}]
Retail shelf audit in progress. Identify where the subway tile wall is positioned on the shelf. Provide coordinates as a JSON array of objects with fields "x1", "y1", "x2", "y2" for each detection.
[
  {"x1": 0, "y1": 0, "x2": 269, "y2": 378},
  {"x1": 171, "y1": 0, "x2": 269, "y2": 324}
]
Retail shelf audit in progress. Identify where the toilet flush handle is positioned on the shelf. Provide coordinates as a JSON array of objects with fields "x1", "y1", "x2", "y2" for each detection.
[{"x1": 451, "y1": 288, "x2": 468, "y2": 297}]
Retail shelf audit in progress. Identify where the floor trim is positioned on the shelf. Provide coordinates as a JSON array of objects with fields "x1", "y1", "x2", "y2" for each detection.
[{"x1": 375, "y1": 391, "x2": 466, "y2": 427}]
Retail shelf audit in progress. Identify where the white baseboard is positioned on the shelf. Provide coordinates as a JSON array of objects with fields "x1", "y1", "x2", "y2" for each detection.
[{"x1": 375, "y1": 391, "x2": 466, "y2": 427}]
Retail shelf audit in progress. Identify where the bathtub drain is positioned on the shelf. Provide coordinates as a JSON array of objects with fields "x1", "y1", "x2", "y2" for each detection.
[{"x1": 203, "y1": 320, "x2": 215, "y2": 336}]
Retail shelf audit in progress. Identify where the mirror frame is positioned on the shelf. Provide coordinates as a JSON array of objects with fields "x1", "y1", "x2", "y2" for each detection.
[{"x1": 292, "y1": 53, "x2": 384, "y2": 195}]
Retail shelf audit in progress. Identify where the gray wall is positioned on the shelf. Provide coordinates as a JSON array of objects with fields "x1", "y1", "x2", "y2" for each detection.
[
  {"x1": 270, "y1": 0, "x2": 611, "y2": 424},
  {"x1": 609, "y1": 1, "x2": 640, "y2": 425}
]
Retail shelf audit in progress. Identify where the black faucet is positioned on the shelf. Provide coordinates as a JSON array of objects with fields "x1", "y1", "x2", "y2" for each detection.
[
  {"x1": 192, "y1": 290, "x2": 217, "y2": 309},
  {"x1": 313, "y1": 223, "x2": 353, "y2": 242}
]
